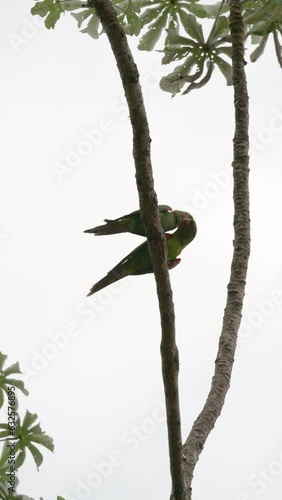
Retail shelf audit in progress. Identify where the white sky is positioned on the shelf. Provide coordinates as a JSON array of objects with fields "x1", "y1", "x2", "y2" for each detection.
[{"x1": 1, "y1": 2, "x2": 282, "y2": 500}]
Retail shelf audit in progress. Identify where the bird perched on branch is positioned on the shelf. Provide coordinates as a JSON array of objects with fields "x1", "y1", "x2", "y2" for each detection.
[
  {"x1": 84, "y1": 205, "x2": 190, "y2": 237},
  {"x1": 87, "y1": 216, "x2": 197, "y2": 296}
]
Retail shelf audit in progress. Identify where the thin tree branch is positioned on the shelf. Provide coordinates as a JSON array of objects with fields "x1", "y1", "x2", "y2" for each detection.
[
  {"x1": 91, "y1": 1, "x2": 187, "y2": 497},
  {"x1": 206, "y1": 0, "x2": 227, "y2": 46},
  {"x1": 180, "y1": 1, "x2": 251, "y2": 498}
]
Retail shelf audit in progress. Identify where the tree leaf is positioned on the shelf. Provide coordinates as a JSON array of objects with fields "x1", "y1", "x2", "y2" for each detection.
[
  {"x1": 71, "y1": 8, "x2": 94, "y2": 28},
  {"x1": 213, "y1": 54, "x2": 233, "y2": 85},
  {"x1": 27, "y1": 443, "x2": 44, "y2": 470},
  {"x1": 80, "y1": 13, "x2": 100, "y2": 38},
  {"x1": 15, "y1": 447, "x2": 26, "y2": 469},
  {"x1": 21, "y1": 410, "x2": 38, "y2": 431},
  {"x1": 208, "y1": 15, "x2": 229, "y2": 43},
  {"x1": 31, "y1": 0, "x2": 54, "y2": 17},
  {"x1": 27, "y1": 433, "x2": 54, "y2": 452},
  {"x1": 182, "y1": 59, "x2": 213, "y2": 94},
  {"x1": 214, "y1": 45, "x2": 232, "y2": 58},
  {"x1": 125, "y1": 9, "x2": 142, "y2": 36},
  {"x1": 3, "y1": 362, "x2": 21, "y2": 377},
  {"x1": 61, "y1": 1, "x2": 86, "y2": 11},
  {"x1": 160, "y1": 53, "x2": 201, "y2": 95},
  {"x1": 31, "y1": 0, "x2": 64, "y2": 29},
  {"x1": 187, "y1": 3, "x2": 208, "y2": 19},
  {"x1": 3, "y1": 378, "x2": 28, "y2": 396},
  {"x1": 0, "y1": 353, "x2": 29, "y2": 407},
  {"x1": 201, "y1": 1, "x2": 230, "y2": 18},
  {"x1": 273, "y1": 30, "x2": 282, "y2": 67},
  {"x1": 162, "y1": 45, "x2": 193, "y2": 64},
  {"x1": 250, "y1": 34, "x2": 269, "y2": 61},
  {"x1": 138, "y1": 9, "x2": 169, "y2": 50},
  {"x1": 0, "y1": 424, "x2": 11, "y2": 438},
  {"x1": 14, "y1": 410, "x2": 54, "y2": 470},
  {"x1": 0, "y1": 354, "x2": 8, "y2": 372},
  {"x1": 139, "y1": 5, "x2": 165, "y2": 28},
  {"x1": 244, "y1": 1, "x2": 280, "y2": 24},
  {"x1": 178, "y1": 10, "x2": 205, "y2": 43}
]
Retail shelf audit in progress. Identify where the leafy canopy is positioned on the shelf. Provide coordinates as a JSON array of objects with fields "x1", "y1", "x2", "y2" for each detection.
[{"x1": 31, "y1": 0, "x2": 282, "y2": 95}]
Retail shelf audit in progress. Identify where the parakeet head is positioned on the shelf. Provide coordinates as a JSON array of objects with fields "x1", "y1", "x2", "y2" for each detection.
[{"x1": 178, "y1": 216, "x2": 197, "y2": 243}]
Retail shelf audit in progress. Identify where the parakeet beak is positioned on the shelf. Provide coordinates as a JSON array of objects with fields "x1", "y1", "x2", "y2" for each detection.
[{"x1": 181, "y1": 218, "x2": 192, "y2": 226}]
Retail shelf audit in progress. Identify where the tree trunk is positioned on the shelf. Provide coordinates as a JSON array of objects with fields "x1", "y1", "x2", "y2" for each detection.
[
  {"x1": 91, "y1": 1, "x2": 187, "y2": 497},
  {"x1": 180, "y1": 1, "x2": 251, "y2": 498}
]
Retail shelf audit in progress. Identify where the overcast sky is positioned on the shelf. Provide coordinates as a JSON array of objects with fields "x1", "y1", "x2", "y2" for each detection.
[{"x1": 1, "y1": 2, "x2": 282, "y2": 500}]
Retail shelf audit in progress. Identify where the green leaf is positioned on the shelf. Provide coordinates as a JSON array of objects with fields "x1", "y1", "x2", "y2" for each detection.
[
  {"x1": 80, "y1": 13, "x2": 100, "y2": 38},
  {"x1": 250, "y1": 34, "x2": 269, "y2": 61},
  {"x1": 4, "y1": 378, "x2": 28, "y2": 396},
  {"x1": 27, "y1": 443, "x2": 44, "y2": 470},
  {"x1": 139, "y1": 0, "x2": 165, "y2": 6},
  {"x1": 244, "y1": 1, "x2": 278, "y2": 24},
  {"x1": 139, "y1": 5, "x2": 164, "y2": 28},
  {"x1": 15, "y1": 448, "x2": 26, "y2": 469},
  {"x1": 182, "y1": 59, "x2": 213, "y2": 94},
  {"x1": 124, "y1": 9, "x2": 142, "y2": 36},
  {"x1": 21, "y1": 410, "x2": 38, "y2": 431},
  {"x1": 273, "y1": 30, "x2": 282, "y2": 67},
  {"x1": 3, "y1": 362, "x2": 21, "y2": 377},
  {"x1": 186, "y1": 3, "x2": 208, "y2": 19},
  {"x1": 161, "y1": 32, "x2": 198, "y2": 64},
  {"x1": 213, "y1": 54, "x2": 233, "y2": 85},
  {"x1": 0, "y1": 441, "x2": 11, "y2": 464},
  {"x1": 0, "y1": 354, "x2": 8, "y2": 372},
  {"x1": 45, "y1": 3, "x2": 63, "y2": 28},
  {"x1": 0, "y1": 354, "x2": 28, "y2": 407},
  {"x1": 71, "y1": 9, "x2": 94, "y2": 28},
  {"x1": 160, "y1": 53, "x2": 201, "y2": 95},
  {"x1": 208, "y1": 15, "x2": 229, "y2": 43},
  {"x1": 31, "y1": 0, "x2": 64, "y2": 29},
  {"x1": 14, "y1": 410, "x2": 54, "y2": 470},
  {"x1": 202, "y1": 1, "x2": 230, "y2": 18},
  {"x1": 166, "y1": 32, "x2": 197, "y2": 47},
  {"x1": 28, "y1": 423, "x2": 42, "y2": 434},
  {"x1": 61, "y1": 0, "x2": 86, "y2": 11},
  {"x1": 214, "y1": 45, "x2": 232, "y2": 58},
  {"x1": 250, "y1": 33, "x2": 263, "y2": 44},
  {"x1": 0, "y1": 424, "x2": 11, "y2": 438},
  {"x1": 31, "y1": 0, "x2": 54, "y2": 17},
  {"x1": 27, "y1": 433, "x2": 54, "y2": 451},
  {"x1": 138, "y1": 8, "x2": 169, "y2": 50},
  {"x1": 178, "y1": 10, "x2": 204, "y2": 42},
  {"x1": 161, "y1": 46, "x2": 192, "y2": 64}
]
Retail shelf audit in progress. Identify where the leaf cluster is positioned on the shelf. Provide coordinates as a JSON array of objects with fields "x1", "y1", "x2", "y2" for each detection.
[
  {"x1": 0, "y1": 353, "x2": 59, "y2": 500},
  {"x1": 30, "y1": 0, "x2": 282, "y2": 95}
]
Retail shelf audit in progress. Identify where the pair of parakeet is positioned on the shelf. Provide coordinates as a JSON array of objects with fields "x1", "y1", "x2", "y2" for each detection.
[{"x1": 85, "y1": 205, "x2": 197, "y2": 296}]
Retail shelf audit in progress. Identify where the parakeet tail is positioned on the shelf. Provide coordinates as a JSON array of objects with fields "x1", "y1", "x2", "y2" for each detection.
[
  {"x1": 84, "y1": 220, "x2": 128, "y2": 236},
  {"x1": 87, "y1": 268, "x2": 124, "y2": 296}
]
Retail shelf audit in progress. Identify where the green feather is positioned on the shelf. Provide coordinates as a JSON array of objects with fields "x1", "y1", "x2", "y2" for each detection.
[
  {"x1": 84, "y1": 205, "x2": 190, "y2": 236},
  {"x1": 87, "y1": 216, "x2": 197, "y2": 296}
]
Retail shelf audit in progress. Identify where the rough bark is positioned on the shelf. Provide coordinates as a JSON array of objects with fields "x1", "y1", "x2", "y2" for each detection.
[
  {"x1": 91, "y1": 1, "x2": 186, "y2": 497},
  {"x1": 180, "y1": 1, "x2": 251, "y2": 499}
]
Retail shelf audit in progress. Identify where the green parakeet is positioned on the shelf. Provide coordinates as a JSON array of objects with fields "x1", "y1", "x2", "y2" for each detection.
[
  {"x1": 84, "y1": 205, "x2": 190, "y2": 236},
  {"x1": 87, "y1": 216, "x2": 197, "y2": 296}
]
